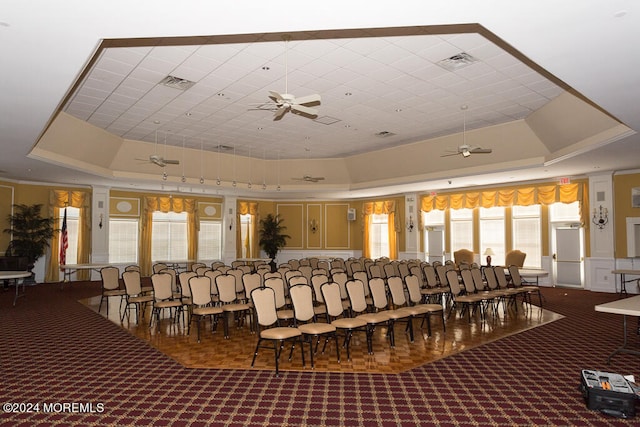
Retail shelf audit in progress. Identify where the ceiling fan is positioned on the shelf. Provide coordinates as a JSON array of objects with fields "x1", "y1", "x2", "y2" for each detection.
[
  {"x1": 266, "y1": 36, "x2": 321, "y2": 121},
  {"x1": 292, "y1": 175, "x2": 325, "y2": 183},
  {"x1": 440, "y1": 104, "x2": 492, "y2": 158},
  {"x1": 441, "y1": 144, "x2": 492, "y2": 158},
  {"x1": 136, "y1": 132, "x2": 180, "y2": 167}
]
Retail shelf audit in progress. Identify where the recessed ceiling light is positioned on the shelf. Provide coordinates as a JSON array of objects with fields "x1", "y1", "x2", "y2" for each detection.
[{"x1": 153, "y1": 120, "x2": 161, "y2": 124}]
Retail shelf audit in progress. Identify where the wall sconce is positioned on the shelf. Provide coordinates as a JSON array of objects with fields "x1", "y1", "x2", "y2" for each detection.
[
  {"x1": 484, "y1": 248, "x2": 495, "y2": 267},
  {"x1": 406, "y1": 216, "x2": 414, "y2": 232},
  {"x1": 98, "y1": 213, "x2": 103, "y2": 229},
  {"x1": 228, "y1": 215, "x2": 235, "y2": 231},
  {"x1": 592, "y1": 205, "x2": 609, "y2": 229},
  {"x1": 309, "y1": 219, "x2": 318, "y2": 234}
]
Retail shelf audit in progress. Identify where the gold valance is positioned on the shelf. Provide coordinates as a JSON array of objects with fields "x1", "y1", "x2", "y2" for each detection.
[
  {"x1": 238, "y1": 201, "x2": 259, "y2": 215},
  {"x1": 421, "y1": 183, "x2": 585, "y2": 212},
  {"x1": 362, "y1": 200, "x2": 396, "y2": 215}
]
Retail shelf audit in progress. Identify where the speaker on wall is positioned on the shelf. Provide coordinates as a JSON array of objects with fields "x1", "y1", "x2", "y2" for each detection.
[{"x1": 347, "y1": 208, "x2": 356, "y2": 221}]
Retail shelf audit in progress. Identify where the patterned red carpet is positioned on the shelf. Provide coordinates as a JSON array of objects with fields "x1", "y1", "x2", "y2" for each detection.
[{"x1": 1, "y1": 282, "x2": 639, "y2": 426}]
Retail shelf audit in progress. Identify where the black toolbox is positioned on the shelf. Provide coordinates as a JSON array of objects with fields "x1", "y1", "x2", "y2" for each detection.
[{"x1": 580, "y1": 370, "x2": 638, "y2": 419}]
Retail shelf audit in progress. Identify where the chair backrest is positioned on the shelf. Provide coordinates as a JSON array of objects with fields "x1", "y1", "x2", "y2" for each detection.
[
  {"x1": 423, "y1": 265, "x2": 439, "y2": 288},
  {"x1": 196, "y1": 266, "x2": 211, "y2": 276},
  {"x1": 494, "y1": 266, "x2": 510, "y2": 290},
  {"x1": 285, "y1": 269, "x2": 302, "y2": 283},
  {"x1": 331, "y1": 258, "x2": 345, "y2": 270},
  {"x1": 264, "y1": 271, "x2": 281, "y2": 281},
  {"x1": 264, "y1": 277, "x2": 287, "y2": 309},
  {"x1": 409, "y1": 265, "x2": 423, "y2": 284},
  {"x1": 231, "y1": 260, "x2": 245, "y2": 269},
  {"x1": 404, "y1": 274, "x2": 422, "y2": 304},
  {"x1": 368, "y1": 277, "x2": 388, "y2": 310},
  {"x1": 251, "y1": 287, "x2": 278, "y2": 327},
  {"x1": 189, "y1": 276, "x2": 213, "y2": 306},
  {"x1": 311, "y1": 274, "x2": 329, "y2": 304},
  {"x1": 368, "y1": 264, "x2": 383, "y2": 279},
  {"x1": 227, "y1": 268, "x2": 245, "y2": 293},
  {"x1": 243, "y1": 273, "x2": 262, "y2": 298},
  {"x1": 298, "y1": 265, "x2": 313, "y2": 282},
  {"x1": 435, "y1": 264, "x2": 449, "y2": 287},
  {"x1": 179, "y1": 271, "x2": 197, "y2": 297},
  {"x1": 191, "y1": 262, "x2": 206, "y2": 272},
  {"x1": 387, "y1": 276, "x2": 408, "y2": 307},
  {"x1": 470, "y1": 268, "x2": 486, "y2": 292},
  {"x1": 153, "y1": 263, "x2": 168, "y2": 274},
  {"x1": 159, "y1": 268, "x2": 178, "y2": 293},
  {"x1": 101, "y1": 266, "x2": 120, "y2": 291},
  {"x1": 383, "y1": 263, "x2": 398, "y2": 278},
  {"x1": 237, "y1": 264, "x2": 252, "y2": 274},
  {"x1": 289, "y1": 284, "x2": 315, "y2": 323},
  {"x1": 299, "y1": 258, "x2": 310, "y2": 267},
  {"x1": 288, "y1": 275, "x2": 308, "y2": 287},
  {"x1": 332, "y1": 271, "x2": 349, "y2": 299},
  {"x1": 317, "y1": 260, "x2": 330, "y2": 271},
  {"x1": 124, "y1": 264, "x2": 140, "y2": 273},
  {"x1": 505, "y1": 250, "x2": 527, "y2": 268},
  {"x1": 352, "y1": 271, "x2": 370, "y2": 296},
  {"x1": 211, "y1": 261, "x2": 225, "y2": 270},
  {"x1": 307, "y1": 257, "x2": 319, "y2": 269},
  {"x1": 122, "y1": 270, "x2": 142, "y2": 295},
  {"x1": 312, "y1": 268, "x2": 328, "y2": 277},
  {"x1": 398, "y1": 263, "x2": 411, "y2": 279},
  {"x1": 508, "y1": 265, "x2": 524, "y2": 287},
  {"x1": 288, "y1": 259, "x2": 300, "y2": 270},
  {"x1": 346, "y1": 279, "x2": 368, "y2": 314},
  {"x1": 215, "y1": 274, "x2": 237, "y2": 303},
  {"x1": 454, "y1": 249, "x2": 474, "y2": 267},
  {"x1": 277, "y1": 265, "x2": 291, "y2": 277},
  {"x1": 151, "y1": 273, "x2": 174, "y2": 300},
  {"x1": 460, "y1": 269, "x2": 476, "y2": 294},
  {"x1": 484, "y1": 266, "x2": 499, "y2": 291},
  {"x1": 216, "y1": 265, "x2": 231, "y2": 274},
  {"x1": 445, "y1": 269, "x2": 463, "y2": 296},
  {"x1": 322, "y1": 282, "x2": 346, "y2": 318}
]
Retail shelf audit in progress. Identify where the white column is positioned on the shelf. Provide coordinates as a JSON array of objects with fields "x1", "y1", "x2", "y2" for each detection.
[
  {"x1": 587, "y1": 173, "x2": 615, "y2": 292},
  {"x1": 223, "y1": 196, "x2": 237, "y2": 264}
]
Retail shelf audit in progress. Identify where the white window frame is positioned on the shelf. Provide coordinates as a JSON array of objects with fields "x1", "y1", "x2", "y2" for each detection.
[{"x1": 108, "y1": 218, "x2": 139, "y2": 264}]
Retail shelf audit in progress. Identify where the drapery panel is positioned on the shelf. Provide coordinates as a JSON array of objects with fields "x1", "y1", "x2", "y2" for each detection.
[
  {"x1": 237, "y1": 202, "x2": 259, "y2": 259},
  {"x1": 420, "y1": 182, "x2": 587, "y2": 226},
  {"x1": 46, "y1": 190, "x2": 90, "y2": 282},
  {"x1": 140, "y1": 196, "x2": 196, "y2": 276},
  {"x1": 362, "y1": 201, "x2": 398, "y2": 260}
]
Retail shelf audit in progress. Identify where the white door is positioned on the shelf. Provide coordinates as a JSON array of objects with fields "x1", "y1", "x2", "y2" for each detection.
[
  {"x1": 426, "y1": 229, "x2": 444, "y2": 265},
  {"x1": 552, "y1": 225, "x2": 584, "y2": 288}
]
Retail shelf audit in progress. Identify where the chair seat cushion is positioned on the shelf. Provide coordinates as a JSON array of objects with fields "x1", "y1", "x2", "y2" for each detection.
[
  {"x1": 277, "y1": 309, "x2": 294, "y2": 320},
  {"x1": 261, "y1": 326, "x2": 302, "y2": 340},
  {"x1": 103, "y1": 289, "x2": 126, "y2": 296},
  {"x1": 331, "y1": 317, "x2": 367, "y2": 329},
  {"x1": 192, "y1": 306, "x2": 223, "y2": 316},
  {"x1": 222, "y1": 303, "x2": 250, "y2": 312},
  {"x1": 155, "y1": 300, "x2": 183, "y2": 308},
  {"x1": 129, "y1": 295, "x2": 154, "y2": 303},
  {"x1": 298, "y1": 323, "x2": 336, "y2": 335},
  {"x1": 384, "y1": 309, "x2": 411, "y2": 319},
  {"x1": 357, "y1": 312, "x2": 389, "y2": 324}
]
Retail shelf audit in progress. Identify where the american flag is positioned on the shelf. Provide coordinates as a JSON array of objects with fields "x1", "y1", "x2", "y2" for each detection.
[{"x1": 59, "y1": 207, "x2": 68, "y2": 265}]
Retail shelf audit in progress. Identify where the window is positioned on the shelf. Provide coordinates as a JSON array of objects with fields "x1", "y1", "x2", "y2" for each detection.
[
  {"x1": 109, "y1": 218, "x2": 139, "y2": 263},
  {"x1": 151, "y1": 211, "x2": 187, "y2": 261},
  {"x1": 449, "y1": 208, "x2": 473, "y2": 254},
  {"x1": 198, "y1": 220, "x2": 222, "y2": 261},
  {"x1": 59, "y1": 207, "x2": 80, "y2": 265},
  {"x1": 549, "y1": 201, "x2": 581, "y2": 222},
  {"x1": 368, "y1": 213, "x2": 389, "y2": 259},
  {"x1": 479, "y1": 206, "x2": 505, "y2": 266},
  {"x1": 512, "y1": 205, "x2": 541, "y2": 268}
]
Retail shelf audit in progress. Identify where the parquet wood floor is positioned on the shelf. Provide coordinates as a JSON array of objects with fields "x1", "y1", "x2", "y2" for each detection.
[{"x1": 81, "y1": 292, "x2": 563, "y2": 374}]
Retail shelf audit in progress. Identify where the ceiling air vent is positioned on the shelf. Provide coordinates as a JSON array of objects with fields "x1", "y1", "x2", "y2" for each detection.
[
  {"x1": 313, "y1": 116, "x2": 342, "y2": 125},
  {"x1": 159, "y1": 75, "x2": 196, "y2": 91},
  {"x1": 437, "y1": 52, "x2": 479, "y2": 71},
  {"x1": 375, "y1": 131, "x2": 396, "y2": 138}
]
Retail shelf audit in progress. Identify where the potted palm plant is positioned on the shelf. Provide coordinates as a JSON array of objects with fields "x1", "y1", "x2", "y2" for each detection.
[
  {"x1": 258, "y1": 214, "x2": 290, "y2": 272},
  {"x1": 4, "y1": 204, "x2": 56, "y2": 283}
]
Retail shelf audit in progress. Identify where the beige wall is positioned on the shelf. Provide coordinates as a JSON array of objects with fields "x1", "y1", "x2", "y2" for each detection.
[{"x1": 614, "y1": 172, "x2": 640, "y2": 257}]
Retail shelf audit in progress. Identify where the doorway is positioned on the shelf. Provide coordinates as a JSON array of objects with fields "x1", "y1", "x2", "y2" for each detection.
[
  {"x1": 426, "y1": 228, "x2": 444, "y2": 265},
  {"x1": 551, "y1": 224, "x2": 584, "y2": 288}
]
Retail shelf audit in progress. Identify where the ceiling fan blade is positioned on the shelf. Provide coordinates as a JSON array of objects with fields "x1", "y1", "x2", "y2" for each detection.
[
  {"x1": 163, "y1": 159, "x2": 180, "y2": 164},
  {"x1": 440, "y1": 152, "x2": 460, "y2": 158},
  {"x1": 273, "y1": 106, "x2": 288, "y2": 120},
  {"x1": 291, "y1": 104, "x2": 318, "y2": 117},
  {"x1": 293, "y1": 94, "x2": 321, "y2": 106},
  {"x1": 470, "y1": 147, "x2": 492, "y2": 154},
  {"x1": 268, "y1": 90, "x2": 283, "y2": 102}
]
